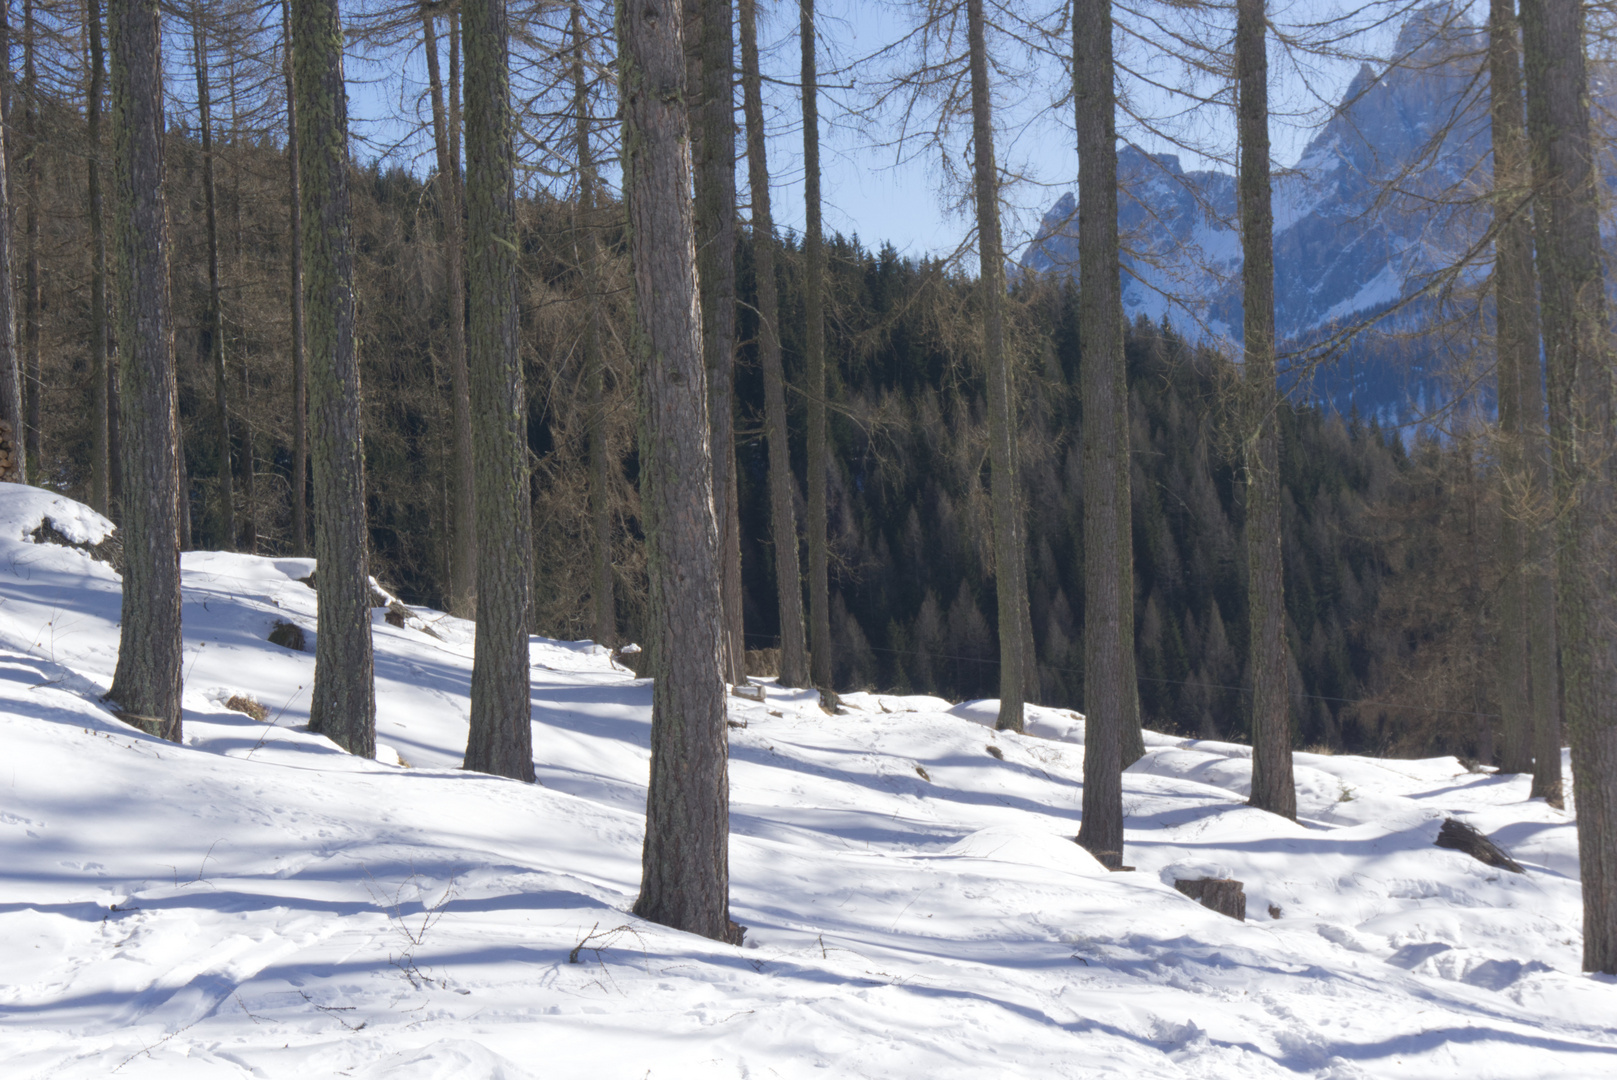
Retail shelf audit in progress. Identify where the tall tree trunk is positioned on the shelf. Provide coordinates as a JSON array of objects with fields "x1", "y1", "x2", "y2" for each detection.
[
  {"x1": 107, "y1": 0, "x2": 182, "y2": 740},
  {"x1": 1074, "y1": 0, "x2": 1132, "y2": 866},
  {"x1": 87, "y1": 0, "x2": 108, "y2": 509},
  {"x1": 422, "y1": 4, "x2": 476, "y2": 619},
  {"x1": 192, "y1": 12, "x2": 235, "y2": 551},
  {"x1": 462, "y1": 0, "x2": 533, "y2": 781},
  {"x1": 740, "y1": 0, "x2": 808, "y2": 688},
  {"x1": 1520, "y1": 0, "x2": 1617, "y2": 973},
  {"x1": 293, "y1": 0, "x2": 375, "y2": 757},
  {"x1": 1237, "y1": 0, "x2": 1295, "y2": 820},
  {"x1": 1490, "y1": 0, "x2": 1563, "y2": 803},
  {"x1": 687, "y1": 0, "x2": 745, "y2": 686},
  {"x1": 23, "y1": 0, "x2": 39, "y2": 473},
  {"x1": 964, "y1": 0, "x2": 1027, "y2": 733},
  {"x1": 618, "y1": 0, "x2": 736, "y2": 945},
  {"x1": 801, "y1": 0, "x2": 831, "y2": 692},
  {"x1": 229, "y1": 64, "x2": 256, "y2": 553},
  {"x1": 282, "y1": 0, "x2": 307, "y2": 555},
  {"x1": 0, "y1": 2, "x2": 21, "y2": 484},
  {"x1": 571, "y1": 2, "x2": 614, "y2": 647}
]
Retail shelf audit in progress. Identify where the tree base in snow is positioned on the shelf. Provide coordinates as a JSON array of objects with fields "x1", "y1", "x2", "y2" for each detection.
[{"x1": 1174, "y1": 877, "x2": 1246, "y2": 921}]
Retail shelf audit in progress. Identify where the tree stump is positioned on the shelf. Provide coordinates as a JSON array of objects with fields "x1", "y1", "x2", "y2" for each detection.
[
  {"x1": 1435, "y1": 818, "x2": 1525, "y2": 874},
  {"x1": 1174, "y1": 877, "x2": 1247, "y2": 921}
]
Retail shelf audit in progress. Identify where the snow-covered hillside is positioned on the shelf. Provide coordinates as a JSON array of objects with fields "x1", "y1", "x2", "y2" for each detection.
[{"x1": 0, "y1": 483, "x2": 1611, "y2": 1078}]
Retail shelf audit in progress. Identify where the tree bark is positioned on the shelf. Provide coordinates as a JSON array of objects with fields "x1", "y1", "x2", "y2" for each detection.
[
  {"x1": 618, "y1": 0, "x2": 736, "y2": 944},
  {"x1": 0, "y1": 2, "x2": 22, "y2": 484},
  {"x1": 283, "y1": 0, "x2": 306, "y2": 555},
  {"x1": 293, "y1": 0, "x2": 375, "y2": 757},
  {"x1": 87, "y1": 0, "x2": 108, "y2": 509},
  {"x1": 740, "y1": 0, "x2": 808, "y2": 689},
  {"x1": 1519, "y1": 0, "x2": 1617, "y2": 973},
  {"x1": 462, "y1": 0, "x2": 533, "y2": 781},
  {"x1": 229, "y1": 65, "x2": 256, "y2": 553},
  {"x1": 1237, "y1": 0, "x2": 1295, "y2": 820},
  {"x1": 964, "y1": 0, "x2": 1027, "y2": 733},
  {"x1": 107, "y1": 0, "x2": 182, "y2": 740},
  {"x1": 571, "y1": 2, "x2": 615, "y2": 647},
  {"x1": 687, "y1": 0, "x2": 745, "y2": 687},
  {"x1": 192, "y1": 12, "x2": 235, "y2": 551},
  {"x1": 801, "y1": 0, "x2": 831, "y2": 692},
  {"x1": 1074, "y1": 0, "x2": 1132, "y2": 866},
  {"x1": 423, "y1": 4, "x2": 477, "y2": 619},
  {"x1": 22, "y1": 0, "x2": 39, "y2": 473},
  {"x1": 1490, "y1": 0, "x2": 1562, "y2": 803}
]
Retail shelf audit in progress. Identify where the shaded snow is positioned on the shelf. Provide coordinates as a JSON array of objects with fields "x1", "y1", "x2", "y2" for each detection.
[{"x1": 0, "y1": 487, "x2": 1611, "y2": 1077}]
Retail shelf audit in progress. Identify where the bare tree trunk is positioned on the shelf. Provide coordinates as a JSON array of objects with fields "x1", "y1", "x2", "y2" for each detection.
[
  {"x1": 228, "y1": 63, "x2": 256, "y2": 553},
  {"x1": 687, "y1": 0, "x2": 745, "y2": 686},
  {"x1": 570, "y1": 2, "x2": 614, "y2": 647},
  {"x1": 1520, "y1": 0, "x2": 1617, "y2": 973},
  {"x1": 1237, "y1": 0, "x2": 1295, "y2": 820},
  {"x1": 740, "y1": 0, "x2": 807, "y2": 689},
  {"x1": 1490, "y1": 0, "x2": 1563, "y2": 802},
  {"x1": 0, "y1": 2, "x2": 22, "y2": 484},
  {"x1": 1074, "y1": 0, "x2": 1131, "y2": 867},
  {"x1": 462, "y1": 0, "x2": 533, "y2": 781},
  {"x1": 23, "y1": 0, "x2": 40, "y2": 473},
  {"x1": 422, "y1": 4, "x2": 476, "y2": 619},
  {"x1": 964, "y1": 0, "x2": 1027, "y2": 733},
  {"x1": 293, "y1": 0, "x2": 375, "y2": 757},
  {"x1": 107, "y1": 0, "x2": 182, "y2": 740},
  {"x1": 87, "y1": 0, "x2": 108, "y2": 509},
  {"x1": 192, "y1": 12, "x2": 235, "y2": 551},
  {"x1": 283, "y1": 0, "x2": 306, "y2": 554},
  {"x1": 800, "y1": 0, "x2": 831, "y2": 692},
  {"x1": 618, "y1": 0, "x2": 736, "y2": 945}
]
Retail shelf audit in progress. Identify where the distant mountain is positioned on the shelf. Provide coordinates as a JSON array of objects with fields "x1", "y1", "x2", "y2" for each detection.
[{"x1": 1020, "y1": 5, "x2": 1515, "y2": 423}]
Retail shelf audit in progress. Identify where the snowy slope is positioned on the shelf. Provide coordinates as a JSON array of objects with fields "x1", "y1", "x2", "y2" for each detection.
[{"x1": 0, "y1": 483, "x2": 1612, "y2": 1078}]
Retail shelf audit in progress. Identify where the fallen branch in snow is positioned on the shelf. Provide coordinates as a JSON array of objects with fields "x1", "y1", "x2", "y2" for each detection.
[
  {"x1": 298, "y1": 989, "x2": 367, "y2": 1031},
  {"x1": 1435, "y1": 818, "x2": 1525, "y2": 874}
]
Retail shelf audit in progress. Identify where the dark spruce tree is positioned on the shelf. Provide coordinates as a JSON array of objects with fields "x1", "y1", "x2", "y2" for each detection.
[
  {"x1": 107, "y1": 0, "x2": 182, "y2": 740},
  {"x1": 619, "y1": 0, "x2": 737, "y2": 944},
  {"x1": 462, "y1": 0, "x2": 534, "y2": 781},
  {"x1": 293, "y1": 0, "x2": 375, "y2": 757}
]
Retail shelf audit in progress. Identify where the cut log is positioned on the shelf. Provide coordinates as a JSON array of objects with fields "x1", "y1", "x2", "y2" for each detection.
[
  {"x1": 1435, "y1": 818, "x2": 1525, "y2": 874},
  {"x1": 1174, "y1": 877, "x2": 1247, "y2": 921}
]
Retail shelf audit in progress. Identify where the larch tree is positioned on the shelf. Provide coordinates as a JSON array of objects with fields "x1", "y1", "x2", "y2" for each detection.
[
  {"x1": 293, "y1": 0, "x2": 375, "y2": 757},
  {"x1": 422, "y1": 1, "x2": 477, "y2": 618},
  {"x1": 87, "y1": 0, "x2": 110, "y2": 510},
  {"x1": 461, "y1": 0, "x2": 534, "y2": 781},
  {"x1": 687, "y1": 0, "x2": 745, "y2": 687},
  {"x1": 1237, "y1": 0, "x2": 1295, "y2": 819},
  {"x1": 282, "y1": 0, "x2": 307, "y2": 554},
  {"x1": 107, "y1": 0, "x2": 183, "y2": 740},
  {"x1": 1488, "y1": 0, "x2": 1561, "y2": 804},
  {"x1": 570, "y1": 0, "x2": 614, "y2": 647},
  {"x1": 1519, "y1": 0, "x2": 1617, "y2": 973},
  {"x1": 618, "y1": 0, "x2": 738, "y2": 944},
  {"x1": 740, "y1": 0, "x2": 808, "y2": 688},
  {"x1": 1074, "y1": 0, "x2": 1134, "y2": 865},
  {"x1": 192, "y1": 6, "x2": 236, "y2": 550},
  {"x1": 801, "y1": 0, "x2": 832, "y2": 694},
  {"x1": 0, "y1": 0, "x2": 22, "y2": 483},
  {"x1": 959, "y1": 0, "x2": 1028, "y2": 732},
  {"x1": 22, "y1": 0, "x2": 40, "y2": 472}
]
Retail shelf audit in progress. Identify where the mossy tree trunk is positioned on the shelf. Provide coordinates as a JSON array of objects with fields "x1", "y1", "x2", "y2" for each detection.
[
  {"x1": 618, "y1": 0, "x2": 736, "y2": 944},
  {"x1": 462, "y1": 0, "x2": 534, "y2": 781},
  {"x1": 1238, "y1": 0, "x2": 1296, "y2": 820},
  {"x1": 740, "y1": 0, "x2": 808, "y2": 688},
  {"x1": 293, "y1": 0, "x2": 375, "y2": 757},
  {"x1": 107, "y1": 0, "x2": 182, "y2": 740},
  {"x1": 1074, "y1": 0, "x2": 1133, "y2": 866},
  {"x1": 1519, "y1": 0, "x2": 1617, "y2": 973}
]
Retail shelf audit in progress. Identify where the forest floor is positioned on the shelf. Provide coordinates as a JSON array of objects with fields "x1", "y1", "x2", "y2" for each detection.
[{"x1": 0, "y1": 483, "x2": 1610, "y2": 1078}]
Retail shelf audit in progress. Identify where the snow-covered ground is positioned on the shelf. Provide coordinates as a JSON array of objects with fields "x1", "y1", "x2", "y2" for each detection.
[{"x1": 0, "y1": 483, "x2": 1611, "y2": 1078}]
